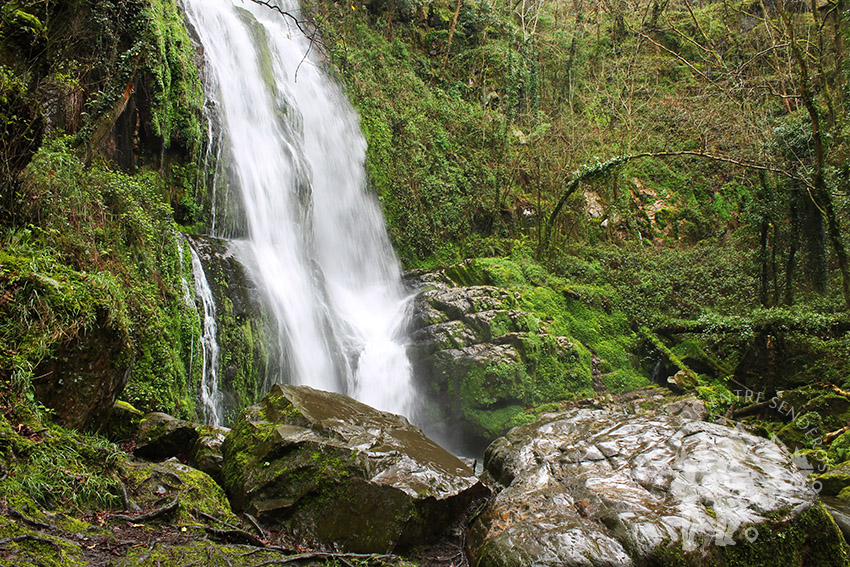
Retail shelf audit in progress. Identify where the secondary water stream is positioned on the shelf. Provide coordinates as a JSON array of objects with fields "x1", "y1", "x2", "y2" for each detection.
[{"x1": 183, "y1": 0, "x2": 415, "y2": 422}]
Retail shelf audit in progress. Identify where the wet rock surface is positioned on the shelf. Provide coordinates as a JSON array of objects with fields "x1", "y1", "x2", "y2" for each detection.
[
  {"x1": 222, "y1": 384, "x2": 489, "y2": 553},
  {"x1": 190, "y1": 425, "x2": 229, "y2": 484},
  {"x1": 468, "y1": 401, "x2": 848, "y2": 567},
  {"x1": 189, "y1": 235, "x2": 281, "y2": 424}
]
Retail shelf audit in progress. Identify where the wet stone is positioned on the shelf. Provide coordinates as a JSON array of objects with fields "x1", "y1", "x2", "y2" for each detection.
[
  {"x1": 468, "y1": 404, "x2": 848, "y2": 567},
  {"x1": 222, "y1": 384, "x2": 489, "y2": 553}
]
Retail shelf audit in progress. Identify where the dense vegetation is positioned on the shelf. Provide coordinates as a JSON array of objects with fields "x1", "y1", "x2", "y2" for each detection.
[
  {"x1": 0, "y1": 0, "x2": 848, "y2": 437},
  {"x1": 1, "y1": 0, "x2": 850, "y2": 563},
  {"x1": 0, "y1": 0, "x2": 210, "y2": 423},
  {"x1": 297, "y1": 0, "x2": 850, "y2": 395}
]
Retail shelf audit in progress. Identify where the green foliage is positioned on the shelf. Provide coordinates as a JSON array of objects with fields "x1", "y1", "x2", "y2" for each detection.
[
  {"x1": 301, "y1": 0, "x2": 541, "y2": 264},
  {"x1": 0, "y1": 412, "x2": 123, "y2": 512},
  {"x1": 2, "y1": 138, "x2": 203, "y2": 421},
  {"x1": 829, "y1": 431, "x2": 850, "y2": 466},
  {"x1": 142, "y1": 0, "x2": 205, "y2": 155}
]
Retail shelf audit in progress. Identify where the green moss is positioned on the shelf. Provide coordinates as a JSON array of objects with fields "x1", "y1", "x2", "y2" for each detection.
[
  {"x1": 829, "y1": 431, "x2": 850, "y2": 466},
  {"x1": 427, "y1": 254, "x2": 655, "y2": 442},
  {"x1": 719, "y1": 501, "x2": 849, "y2": 567},
  {"x1": 143, "y1": 0, "x2": 204, "y2": 155},
  {"x1": 0, "y1": 413, "x2": 123, "y2": 514},
  {"x1": 0, "y1": 517, "x2": 87, "y2": 567},
  {"x1": 464, "y1": 405, "x2": 526, "y2": 440},
  {"x1": 640, "y1": 327, "x2": 699, "y2": 383},
  {"x1": 776, "y1": 411, "x2": 824, "y2": 451},
  {"x1": 816, "y1": 461, "x2": 850, "y2": 497},
  {"x1": 1, "y1": 138, "x2": 204, "y2": 422}
]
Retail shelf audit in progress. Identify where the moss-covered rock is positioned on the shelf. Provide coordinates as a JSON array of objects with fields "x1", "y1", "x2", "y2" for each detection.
[
  {"x1": 133, "y1": 412, "x2": 199, "y2": 460},
  {"x1": 222, "y1": 384, "x2": 488, "y2": 553},
  {"x1": 189, "y1": 235, "x2": 279, "y2": 425},
  {"x1": 105, "y1": 400, "x2": 145, "y2": 442},
  {"x1": 408, "y1": 256, "x2": 646, "y2": 451},
  {"x1": 189, "y1": 424, "x2": 228, "y2": 484},
  {"x1": 776, "y1": 411, "x2": 825, "y2": 451},
  {"x1": 817, "y1": 461, "x2": 850, "y2": 497},
  {"x1": 119, "y1": 457, "x2": 238, "y2": 525},
  {"x1": 830, "y1": 431, "x2": 850, "y2": 466}
]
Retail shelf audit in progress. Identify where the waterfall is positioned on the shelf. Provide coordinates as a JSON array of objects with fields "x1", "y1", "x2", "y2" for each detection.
[
  {"x1": 182, "y1": 0, "x2": 415, "y2": 417},
  {"x1": 190, "y1": 245, "x2": 224, "y2": 426}
]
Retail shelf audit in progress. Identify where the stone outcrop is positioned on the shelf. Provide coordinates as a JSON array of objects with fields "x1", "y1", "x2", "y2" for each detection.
[
  {"x1": 31, "y1": 311, "x2": 131, "y2": 432},
  {"x1": 407, "y1": 266, "x2": 590, "y2": 449},
  {"x1": 131, "y1": 411, "x2": 228, "y2": 483},
  {"x1": 222, "y1": 384, "x2": 489, "y2": 553},
  {"x1": 190, "y1": 425, "x2": 229, "y2": 484},
  {"x1": 105, "y1": 400, "x2": 144, "y2": 442},
  {"x1": 468, "y1": 401, "x2": 848, "y2": 567},
  {"x1": 133, "y1": 412, "x2": 200, "y2": 461}
]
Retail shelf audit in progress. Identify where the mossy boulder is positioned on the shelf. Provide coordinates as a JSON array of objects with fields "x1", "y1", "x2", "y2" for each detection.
[
  {"x1": 133, "y1": 412, "x2": 199, "y2": 460},
  {"x1": 105, "y1": 400, "x2": 145, "y2": 442},
  {"x1": 768, "y1": 388, "x2": 850, "y2": 433},
  {"x1": 222, "y1": 384, "x2": 488, "y2": 553},
  {"x1": 817, "y1": 461, "x2": 850, "y2": 497},
  {"x1": 776, "y1": 411, "x2": 825, "y2": 450},
  {"x1": 30, "y1": 309, "x2": 132, "y2": 432},
  {"x1": 189, "y1": 425, "x2": 229, "y2": 484},
  {"x1": 407, "y1": 268, "x2": 593, "y2": 451},
  {"x1": 829, "y1": 430, "x2": 850, "y2": 465},
  {"x1": 468, "y1": 403, "x2": 848, "y2": 567},
  {"x1": 119, "y1": 457, "x2": 238, "y2": 526}
]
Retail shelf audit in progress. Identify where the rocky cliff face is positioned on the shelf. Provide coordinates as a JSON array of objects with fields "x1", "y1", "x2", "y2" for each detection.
[
  {"x1": 189, "y1": 236, "x2": 281, "y2": 424},
  {"x1": 407, "y1": 263, "x2": 596, "y2": 451}
]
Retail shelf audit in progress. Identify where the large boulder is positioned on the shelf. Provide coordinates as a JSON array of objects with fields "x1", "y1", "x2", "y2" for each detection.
[
  {"x1": 222, "y1": 384, "x2": 489, "y2": 553},
  {"x1": 407, "y1": 268, "x2": 591, "y2": 450},
  {"x1": 133, "y1": 412, "x2": 199, "y2": 460},
  {"x1": 131, "y1": 412, "x2": 228, "y2": 483},
  {"x1": 190, "y1": 424, "x2": 229, "y2": 484},
  {"x1": 468, "y1": 404, "x2": 849, "y2": 567},
  {"x1": 31, "y1": 310, "x2": 131, "y2": 432}
]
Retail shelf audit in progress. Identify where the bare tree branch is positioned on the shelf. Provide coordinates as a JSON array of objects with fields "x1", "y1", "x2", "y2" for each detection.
[{"x1": 246, "y1": 0, "x2": 326, "y2": 80}]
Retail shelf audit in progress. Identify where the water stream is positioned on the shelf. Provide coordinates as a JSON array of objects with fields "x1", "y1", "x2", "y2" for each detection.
[
  {"x1": 182, "y1": 0, "x2": 415, "y2": 418},
  {"x1": 190, "y1": 245, "x2": 224, "y2": 425}
]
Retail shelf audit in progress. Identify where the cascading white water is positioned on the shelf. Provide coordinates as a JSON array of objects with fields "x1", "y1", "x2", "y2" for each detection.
[
  {"x1": 190, "y1": 245, "x2": 224, "y2": 425},
  {"x1": 177, "y1": 237, "x2": 222, "y2": 425},
  {"x1": 182, "y1": 0, "x2": 415, "y2": 417}
]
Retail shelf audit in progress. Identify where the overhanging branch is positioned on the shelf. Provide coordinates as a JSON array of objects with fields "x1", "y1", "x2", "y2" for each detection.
[{"x1": 542, "y1": 150, "x2": 808, "y2": 252}]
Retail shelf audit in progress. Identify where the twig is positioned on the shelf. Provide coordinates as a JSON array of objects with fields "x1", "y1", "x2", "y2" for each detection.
[
  {"x1": 243, "y1": 513, "x2": 266, "y2": 539},
  {"x1": 204, "y1": 527, "x2": 267, "y2": 547},
  {"x1": 119, "y1": 482, "x2": 141, "y2": 512},
  {"x1": 7, "y1": 507, "x2": 55, "y2": 531},
  {"x1": 192, "y1": 508, "x2": 242, "y2": 532},
  {"x1": 250, "y1": 552, "x2": 397, "y2": 566},
  {"x1": 825, "y1": 426, "x2": 850, "y2": 444},
  {"x1": 111, "y1": 498, "x2": 179, "y2": 523}
]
